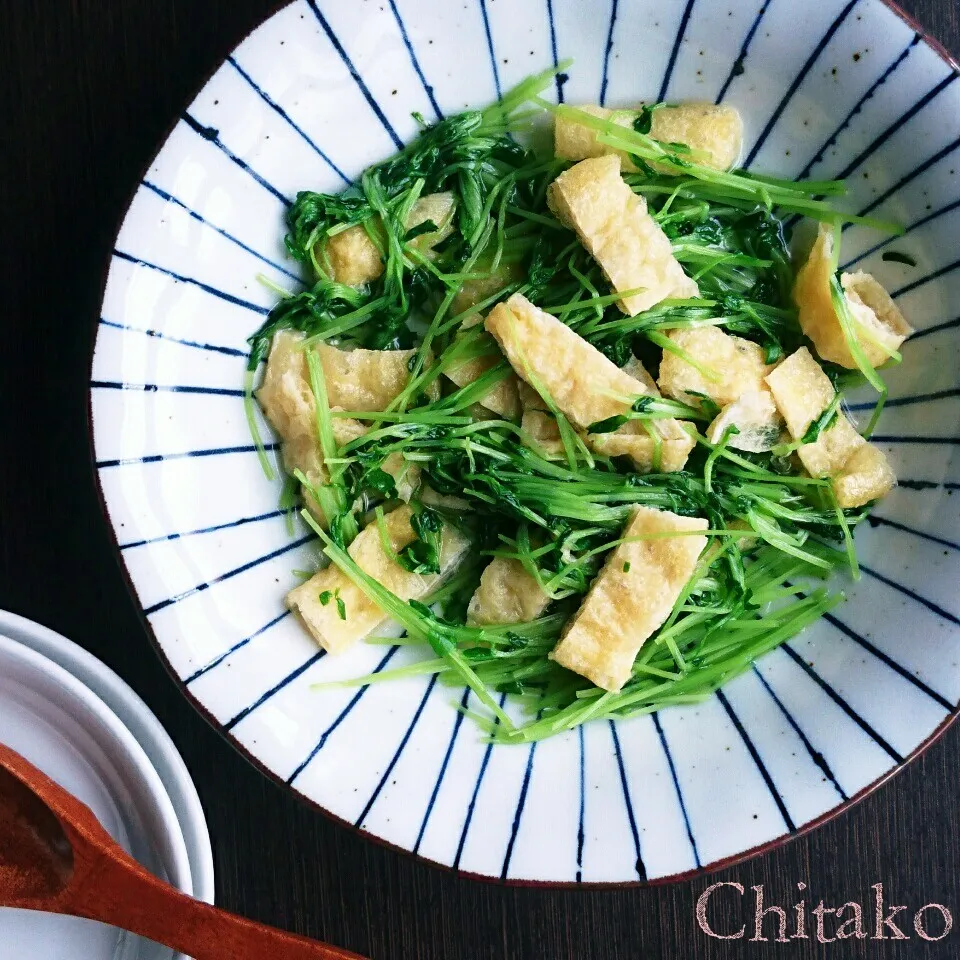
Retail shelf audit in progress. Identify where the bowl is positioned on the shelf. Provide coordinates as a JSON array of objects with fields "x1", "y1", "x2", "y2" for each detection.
[
  {"x1": 0, "y1": 609, "x2": 215, "y2": 906},
  {"x1": 0, "y1": 635, "x2": 194, "y2": 957},
  {"x1": 90, "y1": 0, "x2": 959, "y2": 883}
]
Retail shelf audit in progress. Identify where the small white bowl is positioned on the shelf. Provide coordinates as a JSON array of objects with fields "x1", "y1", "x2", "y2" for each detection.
[
  {"x1": 0, "y1": 634, "x2": 193, "y2": 960},
  {"x1": 0, "y1": 609, "x2": 214, "y2": 907}
]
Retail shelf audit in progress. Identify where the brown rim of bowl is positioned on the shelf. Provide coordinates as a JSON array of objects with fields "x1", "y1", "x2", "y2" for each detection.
[{"x1": 86, "y1": 0, "x2": 960, "y2": 889}]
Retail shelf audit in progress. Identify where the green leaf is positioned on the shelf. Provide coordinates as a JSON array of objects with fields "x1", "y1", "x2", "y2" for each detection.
[
  {"x1": 404, "y1": 219, "x2": 440, "y2": 241},
  {"x1": 587, "y1": 414, "x2": 630, "y2": 434},
  {"x1": 632, "y1": 103, "x2": 663, "y2": 136}
]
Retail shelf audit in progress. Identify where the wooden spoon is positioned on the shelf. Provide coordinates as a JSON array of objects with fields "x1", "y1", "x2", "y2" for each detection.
[{"x1": 0, "y1": 741, "x2": 366, "y2": 959}]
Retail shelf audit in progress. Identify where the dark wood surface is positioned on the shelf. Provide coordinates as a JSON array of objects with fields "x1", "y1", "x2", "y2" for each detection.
[{"x1": 1, "y1": 2, "x2": 958, "y2": 957}]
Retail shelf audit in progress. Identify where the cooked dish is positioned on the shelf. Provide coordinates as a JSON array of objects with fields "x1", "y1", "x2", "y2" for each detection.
[{"x1": 246, "y1": 67, "x2": 910, "y2": 743}]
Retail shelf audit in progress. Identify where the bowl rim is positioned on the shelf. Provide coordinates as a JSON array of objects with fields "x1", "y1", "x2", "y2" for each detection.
[{"x1": 86, "y1": 0, "x2": 960, "y2": 888}]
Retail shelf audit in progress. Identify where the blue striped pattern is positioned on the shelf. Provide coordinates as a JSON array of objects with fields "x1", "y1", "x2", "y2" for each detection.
[
  {"x1": 716, "y1": 689, "x2": 795, "y2": 831},
  {"x1": 576, "y1": 725, "x2": 586, "y2": 882},
  {"x1": 653, "y1": 713, "x2": 700, "y2": 868},
  {"x1": 545, "y1": 0, "x2": 564, "y2": 102},
  {"x1": 453, "y1": 692, "x2": 508, "y2": 870},
  {"x1": 227, "y1": 56, "x2": 351, "y2": 184},
  {"x1": 355, "y1": 675, "x2": 439, "y2": 828},
  {"x1": 92, "y1": 380, "x2": 246, "y2": 397},
  {"x1": 909, "y1": 315, "x2": 960, "y2": 341},
  {"x1": 500, "y1": 739, "x2": 539, "y2": 879},
  {"x1": 113, "y1": 250, "x2": 269, "y2": 315},
  {"x1": 781, "y1": 644, "x2": 904, "y2": 762},
  {"x1": 413, "y1": 687, "x2": 470, "y2": 855},
  {"x1": 657, "y1": 0, "x2": 696, "y2": 102},
  {"x1": 715, "y1": 1, "x2": 771, "y2": 104},
  {"x1": 144, "y1": 533, "x2": 314, "y2": 615},
  {"x1": 744, "y1": 0, "x2": 859, "y2": 168},
  {"x1": 182, "y1": 113, "x2": 291, "y2": 204},
  {"x1": 824, "y1": 610, "x2": 954, "y2": 709},
  {"x1": 92, "y1": 0, "x2": 960, "y2": 884},
  {"x1": 120, "y1": 508, "x2": 288, "y2": 550},
  {"x1": 847, "y1": 387, "x2": 960, "y2": 410},
  {"x1": 286, "y1": 646, "x2": 401, "y2": 784},
  {"x1": 843, "y1": 197, "x2": 960, "y2": 269},
  {"x1": 305, "y1": 0, "x2": 404, "y2": 149},
  {"x1": 226, "y1": 650, "x2": 327, "y2": 731},
  {"x1": 859, "y1": 563, "x2": 959, "y2": 626},
  {"x1": 794, "y1": 36, "x2": 920, "y2": 181},
  {"x1": 387, "y1": 0, "x2": 443, "y2": 119},
  {"x1": 185, "y1": 609, "x2": 291, "y2": 685},
  {"x1": 783, "y1": 579, "x2": 955, "y2": 711},
  {"x1": 892, "y1": 257, "x2": 960, "y2": 298},
  {"x1": 752, "y1": 666, "x2": 848, "y2": 801},
  {"x1": 142, "y1": 180, "x2": 301, "y2": 281},
  {"x1": 899, "y1": 479, "x2": 960, "y2": 491},
  {"x1": 599, "y1": 0, "x2": 619, "y2": 106},
  {"x1": 478, "y1": 0, "x2": 502, "y2": 99},
  {"x1": 98, "y1": 318, "x2": 247, "y2": 358},
  {"x1": 853, "y1": 132, "x2": 960, "y2": 225},
  {"x1": 868, "y1": 515, "x2": 960, "y2": 554},
  {"x1": 97, "y1": 442, "x2": 278, "y2": 469},
  {"x1": 871, "y1": 435, "x2": 960, "y2": 445},
  {"x1": 832, "y1": 72, "x2": 958, "y2": 182},
  {"x1": 609, "y1": 720, "x2": 645, "y2": 879}
]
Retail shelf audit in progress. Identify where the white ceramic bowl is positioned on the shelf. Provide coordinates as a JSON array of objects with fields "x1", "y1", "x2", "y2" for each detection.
[
  {"x1": 0, "y1": 609, "x2": 215, "y2": 906},
  {"x1": 90, "y1": 0, "x2": 959, "y2": 883},
  {"x1": 0, "y1": 635, "x2": 193, "y2": 958}
]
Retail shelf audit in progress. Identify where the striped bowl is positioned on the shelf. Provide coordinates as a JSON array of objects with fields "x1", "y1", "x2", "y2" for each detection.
[{"x1": 91, "y1": 0, "x2": 960, "y2": 883}]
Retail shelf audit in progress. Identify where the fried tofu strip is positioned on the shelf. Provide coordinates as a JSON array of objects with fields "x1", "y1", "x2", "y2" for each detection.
[
  {"x1": 317, "y1": 192, "x2": 457, "y2": 286},
  {"x1": 706, "y1": 389, "x2": 782, "y2": 453},
  {"x1": 467, "y1": 558, "x2": 551, "y2": 625},
  {"x1": 622, "y1": 356, "x2": 660, "y2": 395},
  {"x1": 322, "y1": 224, "x2": 384, "y2": 287},
  {"x1": 657, "y1": 326, "x2": 783, "y2": 452},
  {"x1": 554, "y1": 103, "x2": 743, "y2": 172},
  {"x1": 764, "y1": 347, "x2": 895, "y2": 507},
  {"x1": 550, "y1": 506, "x2": 709, "y2": 692},
  {"x1": 794, "y1": 224, "x2": 912, "y2": 369},
  {"x1": 487, "y1": 294, "x2": 694, "y2": 471},
  {"x1": 444, "y1": 315, "x2": 522, "y2": 419},
  {"x1": 517, "y1": 365, "x2": 586, "y2": 460},
  {"x1": 446, "y1": 355, "x2": 521, "y2": 419},
  {"x1": 256, "y1": 332, "x2": 422, "y2": 520},
  {"x1": 256, "y1": 331, "x2": 366, "y2": 510},
  {"x1": 451, "y1": 261, "x2": 521, "y2": 316},
  {"x1": 487, "y1": 293, "x2": 652, "y2": 425},
  {"x1": 588, "y1": 419, "x2": 696, "y2": 472},
  {"x1": 519, "y1": 409, "x2": 567, "y2": 460},
  {"x1": 316, "y1": 343, "x2": 439, "y2": 410},
  {"x1": 548, "y1": 155, "x2": 698, "y2": 315},
  {"x1": 257, "y1": 331, "x2": 332, "y2": 443},
  {"x1": 658, "y1": 326, "x2": 774, "y2": 406},
  {"x1": 647, "y1": 103, "x2": 744, "y2": 170},
  {"x1": 287, "y1": 505, "x2": 470, "y2": 653},
  {"x1": 587, "y1": 355, "x2": 697, "y2": 469}
]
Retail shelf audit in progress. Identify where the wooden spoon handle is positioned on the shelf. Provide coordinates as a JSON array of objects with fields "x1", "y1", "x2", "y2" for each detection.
[{"x1": 59, "y1": 836, "x2": 365, "y2": 960}]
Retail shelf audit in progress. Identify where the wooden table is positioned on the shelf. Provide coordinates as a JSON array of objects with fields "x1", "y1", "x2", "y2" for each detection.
[{"x1": 1, "y1": 2, "x2": 958, "y2": 957}]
